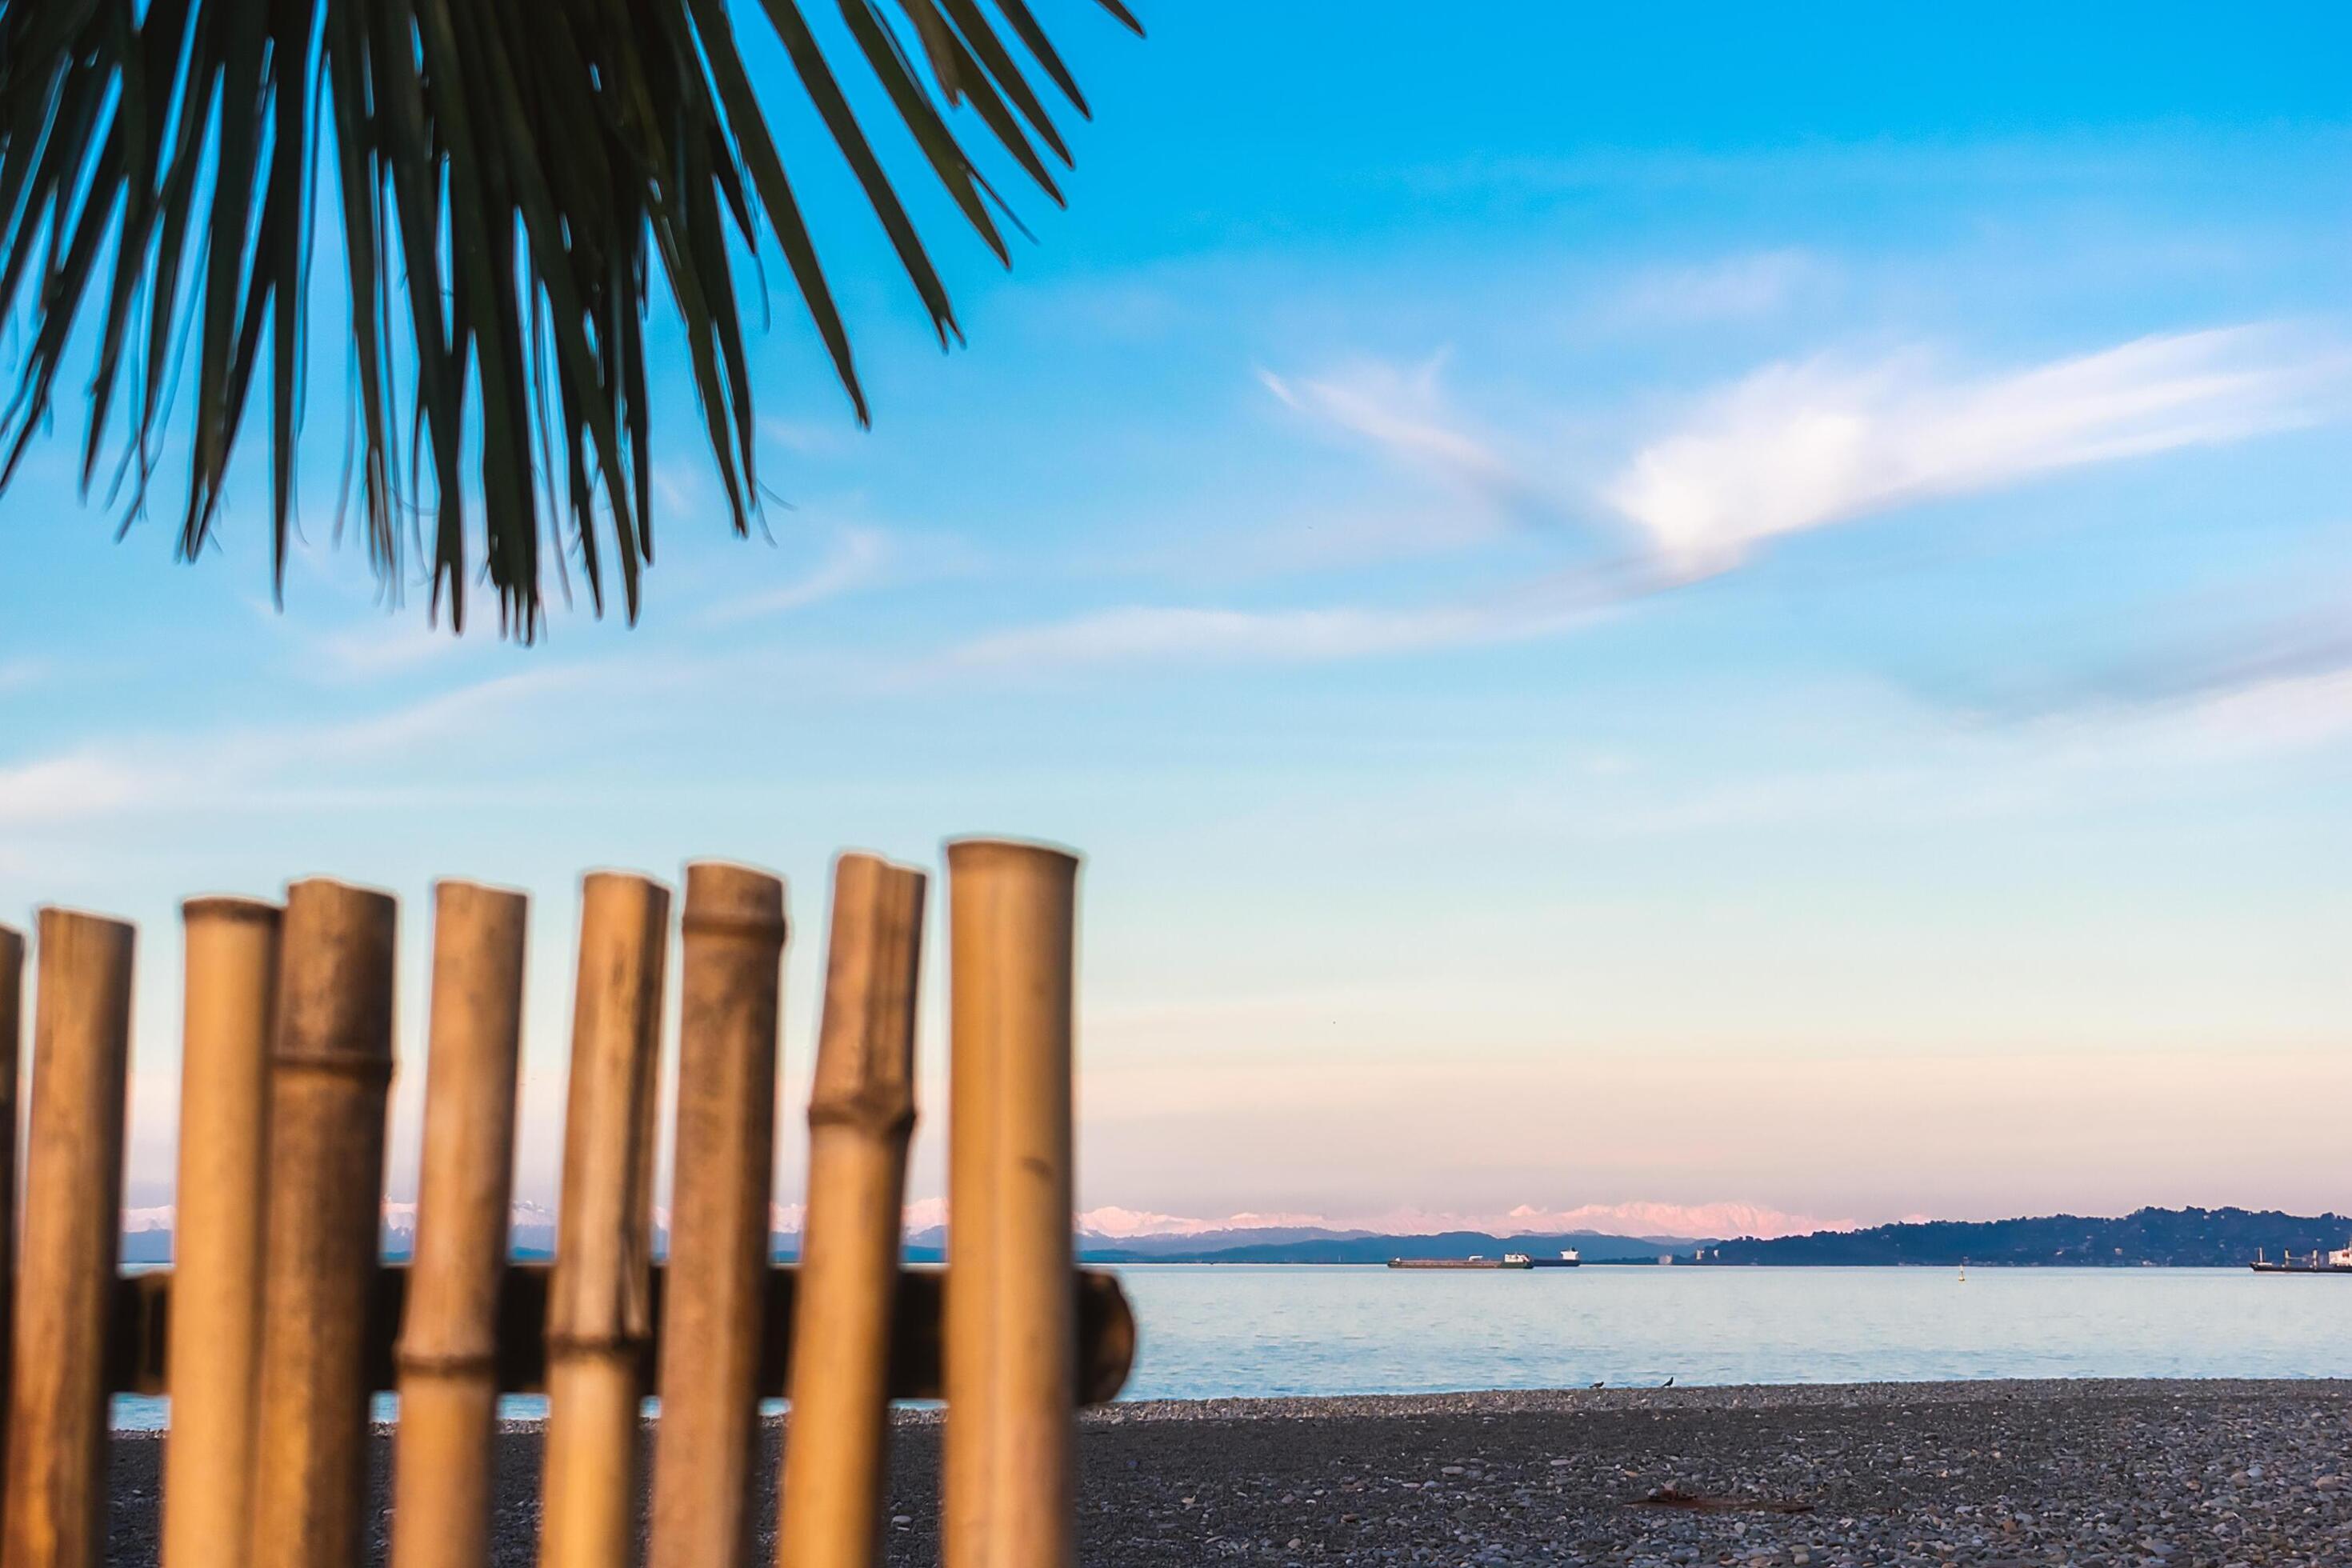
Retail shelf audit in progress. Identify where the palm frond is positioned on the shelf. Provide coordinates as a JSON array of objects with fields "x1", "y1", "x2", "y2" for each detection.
[{"x1": 0, "y1": 0, "x2": 1139, "y2": 637}]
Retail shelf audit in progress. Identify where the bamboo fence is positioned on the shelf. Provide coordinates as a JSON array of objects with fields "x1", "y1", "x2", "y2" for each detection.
[{"x1": 0, "y1": 840, "x2": 1122, "y2": 1566}]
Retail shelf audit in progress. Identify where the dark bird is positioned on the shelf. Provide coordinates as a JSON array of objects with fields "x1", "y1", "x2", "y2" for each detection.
[
  {"x1": 1660, "y1": 1377, "x2": 1674, "y2": 1388},
  {"x1": 1588, "y1": 1381, "x2": 1604, "y2": 1390}
]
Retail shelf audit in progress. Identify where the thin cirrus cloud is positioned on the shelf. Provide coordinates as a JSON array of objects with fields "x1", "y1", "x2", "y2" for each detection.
[
  {"x1": 1258, "y1": 356, "x2": 1559, "y2": 526},
  {"x1": 939, "y1": 322, "x2": 2344, "y2": 682},
  {"x1": 1606, "y1": 323, "x2": 2345, "y2": 573},
  {"x1": 699, "y1": 523, "x2": 893, "y2": 626}
]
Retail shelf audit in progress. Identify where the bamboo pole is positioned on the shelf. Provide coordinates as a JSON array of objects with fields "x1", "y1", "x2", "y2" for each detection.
[
  {"x1": 2, "y1": 909, "x2": 135, "y2": 1568},
  {"x1": 247, "y1": 880, "x2": 398, "y2": 1568},
  {"x1": 778, "y1": 854, "x2": 927, "y2": 1568},
  {"x1": 539, "y1": 873, "x2": 670, "y2": 1568},
  {"x1": 391, "y1": 882, "x2": 529, "y2": 1568},
  {"x1": 649, "y1": 862, "x2": 788, "y2": 1568},
  {"x1": 941, "y1": 840, "x2": 1081, "y2": 1568},
  {"x1": 162, "y1": 898, "x2": 282, "y2": 1568},
  {"x1": 0, "y1": 922, "x2": 23, "y2": 1530}
]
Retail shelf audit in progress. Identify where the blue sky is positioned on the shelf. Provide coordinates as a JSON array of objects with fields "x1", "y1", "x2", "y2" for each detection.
[{"x1": 3, "y1": 3, "x2": 2348, "y2": 1237}]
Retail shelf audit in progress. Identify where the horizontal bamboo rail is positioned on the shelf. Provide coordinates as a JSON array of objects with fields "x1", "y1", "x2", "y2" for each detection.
[{"x1": 98, "y1": 1265, "x2": 1134, "y2": 1402}]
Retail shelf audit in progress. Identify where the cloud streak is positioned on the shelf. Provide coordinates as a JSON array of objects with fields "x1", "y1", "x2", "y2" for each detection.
[
  {"x1": 951, "y1": 324, "x2": 2344, "y2": 686},
  {"x1": 1606, "y1": 325, "x2": 2345, "y2": 571},
  {"x1": 699, "y1": 524, "x2": 893, "y2": 626}
]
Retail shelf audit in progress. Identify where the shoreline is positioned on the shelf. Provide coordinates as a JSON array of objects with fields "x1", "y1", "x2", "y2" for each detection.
[{"x1": 105, "y1": 1378, "x2": 2351, "y2": 1564}]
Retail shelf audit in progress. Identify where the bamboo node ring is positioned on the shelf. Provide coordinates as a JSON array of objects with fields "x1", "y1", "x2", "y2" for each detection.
[
  {"x1": 542, "y1": 1334, "x2": 650, "y2": 1361},
  {"x1": 678, "y1": 910, "x2": 789, "y2": 945},
  {"x1": 392, "y1": 1347, "x2": 501, "y2": 1377},
  {"x1": 269, "y1": 1051, "x2": 397, "y2": 1084},
  {"x1": 806, "y1": 1097, "x2": 916, "y2": 1139}
]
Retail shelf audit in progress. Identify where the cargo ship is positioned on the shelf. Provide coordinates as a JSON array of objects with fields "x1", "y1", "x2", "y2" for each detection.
[
  {"x1": 1528, "y1": 1249, "x2": 1582, "y2": 1268},
  {"x1": 2250, "y1": 1242, "x2": 2352, "y2": 1274},
  {"x1": 1387, "y1": 1253, "x2": 1534, "y2": 1270}
]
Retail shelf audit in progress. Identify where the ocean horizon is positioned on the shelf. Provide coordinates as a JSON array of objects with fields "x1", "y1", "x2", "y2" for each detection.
[{"x1": 110, "y1": 1262, "x2": 2352, "y2": 1431}]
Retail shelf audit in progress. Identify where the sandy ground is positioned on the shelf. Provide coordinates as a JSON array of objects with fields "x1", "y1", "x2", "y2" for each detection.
[{"x1": 105, "y1": 1378, "x2": 2352, "y2": 1566}]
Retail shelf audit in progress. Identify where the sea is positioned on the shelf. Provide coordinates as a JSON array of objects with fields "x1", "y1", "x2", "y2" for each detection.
[{"x1": 111, "y1": 1263, "x2": 2352, "y2": 1430}]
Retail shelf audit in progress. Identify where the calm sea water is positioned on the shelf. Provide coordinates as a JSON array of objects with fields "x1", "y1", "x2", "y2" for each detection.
[{"x1": 113, "y1": 1264, "x2": 2351, "y2": 1430}]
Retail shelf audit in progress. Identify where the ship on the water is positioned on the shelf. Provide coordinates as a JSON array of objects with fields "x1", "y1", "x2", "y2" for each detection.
[
  {"x1": 1387, "y1": 1253, "x2": 1534, "y2": 1270},
  {"x1": 1528, "y1": 1249, "x2": 1582, "y2": 1268},
  {"x1": 2250, "y1": 1241, "x2": 2352, "y2": 1274}
]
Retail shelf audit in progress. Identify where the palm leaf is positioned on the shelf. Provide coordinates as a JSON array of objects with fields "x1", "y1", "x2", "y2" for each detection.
[{"x1": 0, "y1": 0, "x2": 1141, "y2": 637}]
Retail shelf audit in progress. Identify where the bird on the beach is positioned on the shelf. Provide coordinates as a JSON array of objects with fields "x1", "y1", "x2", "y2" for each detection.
[
  {"x1": 1660, "y1": 1377, "x2": 1674, "y2": 1388},
  {"x1": 1589, "y1": 1381, "x2": 1604, "y2": 1390}
]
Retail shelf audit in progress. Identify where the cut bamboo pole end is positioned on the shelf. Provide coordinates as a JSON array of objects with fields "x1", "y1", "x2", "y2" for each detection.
[
  {"x1": 0, "y1": 922, "x2": 24, "y2": 1522},
  {"x1": 779, "y1": 854, "x2": 928, "y2": 1568},
  {"x1": 541, "y1": 873, "x2": 671, "y2": 1568},
  {"x1": 249, "y1": 880, "x2": 398, "y2": 1568},
  {"x1": 943, "y1": 839, "x2": 1081, "y2": 1568},
  {"x1": 650, "y1": 862, "x2": 788, "y2": 1568},
  {"x1": 3, "y1": 910, "x2": 137, "y2": 1568},
  {"x1": 162, "y1": 898, "x2": 282, "y2": 1568},
  {"x1": 392, "y1": 882, "x2": 529, "y2": 1568}
]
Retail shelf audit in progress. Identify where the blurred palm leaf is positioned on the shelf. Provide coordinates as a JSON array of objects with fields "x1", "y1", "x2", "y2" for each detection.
[{"x1": 0, "y1": 0, "x2": 1139, "y2": 636}]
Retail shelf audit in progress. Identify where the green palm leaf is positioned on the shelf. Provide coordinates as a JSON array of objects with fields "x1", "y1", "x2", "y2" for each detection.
[{"x1": 0, "y1": 0, "x2": 1139, "y2": 637}]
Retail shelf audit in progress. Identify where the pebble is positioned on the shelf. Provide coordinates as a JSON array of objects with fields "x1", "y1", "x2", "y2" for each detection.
[{"x1": 95, "y1": 1376, "x2": 2350, "y2": 1566}]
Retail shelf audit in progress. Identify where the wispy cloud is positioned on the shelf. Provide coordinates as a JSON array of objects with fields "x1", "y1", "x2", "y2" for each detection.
[
  {"x1": 1606, "y1": 325, "x2": 2346, "y2": 571},
  {"x1": 1259, "y1": 354, "x2": 1559, "y2": 525},
  {"x1": 1601, "y1": 249, "x2": 1837, "y2": 327},
  {"x1": 0, "y1": 658, "x2": 47, "y2": 694},
  {"x1": 1014, "y1": 323, "x2": 2340, "y2": 685},
  {"x1": 700, "y1": 525, "x2": 893, "y2": 626},
  {"x1": 944, "y1": 604, "x2": 1476, "y2": 672},
  {"x1": 933, "y1": 559, "x2": 1659, "y2": 676},
  {"x1": 0, "y1": 663, "x2": 598, "y2": 828},
  {"x1": 304, "y1": 618, "x2": 468, "y2": 681}
]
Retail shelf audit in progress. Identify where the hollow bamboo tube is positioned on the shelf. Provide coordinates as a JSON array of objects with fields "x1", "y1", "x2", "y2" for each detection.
[
  {"x1": 942, "y1": 840, "x2": 1080, "y2": 1568},
  {"x1": 161, "y1": 898, "x2": 282, "y2": 1568},
  {"x1": 247, "y1": 880, "x2": 398, "y2": 1568},
  {"x1": 391, "y1": 882, "x2": 529, "y2": 1568},
  {"x1": 649, "y1": 862, "x2": 788, "y2": 1568},
  {"x1": 0, "y1": 922, "x2": 23, "y2": 1524},
  {"x1": 778, "y1": 855, "x2": 927, "y2": 1568},
  {"x1": 2, "y1": 910, "x2": 135, "y2": 1568},
  {"x1": 539, "y1": 873, "x2": 670, "y2": 1568}
]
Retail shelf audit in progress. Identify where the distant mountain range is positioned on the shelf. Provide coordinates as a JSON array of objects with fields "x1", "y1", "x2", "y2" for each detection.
[
  {"x1": 1703, "y1": 1206, "x2": 2352, "y2": 1268},
  {"x1": 1069, "y1": 1226, "x2": 1676, "y2": 1264}
]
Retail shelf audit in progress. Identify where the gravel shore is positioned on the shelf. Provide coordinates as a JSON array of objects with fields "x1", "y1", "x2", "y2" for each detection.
[{"x1": 104, "y1": 1378, "x2": 2351, "y2": 1565}]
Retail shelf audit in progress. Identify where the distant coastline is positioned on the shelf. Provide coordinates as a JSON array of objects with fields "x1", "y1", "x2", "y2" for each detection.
[
  {"x1": 1070, "y1": 1206, "x2": 2352, "y2": 1270},
  {"x1": 115, "y1": 1204, "x2": 2350, "y2": 1271}
]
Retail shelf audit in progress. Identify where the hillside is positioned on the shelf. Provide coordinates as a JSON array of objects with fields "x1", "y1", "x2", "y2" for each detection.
[{"x1": 1705, "y1": 1206, "x2": 2352, "y2": 1267}]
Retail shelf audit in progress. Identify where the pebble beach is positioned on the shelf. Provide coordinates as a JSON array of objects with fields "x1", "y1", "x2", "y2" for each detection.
[{"x1": 104, "y1": 1378, "x2": 2351, "y2": 1566}]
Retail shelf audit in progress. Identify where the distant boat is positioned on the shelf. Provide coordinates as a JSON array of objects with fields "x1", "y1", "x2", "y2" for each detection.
[
  {"x1": 1388, "y1": 1253, "x2": 1534, "y2": 1270},
  {"x1": 1529, "y1": 1249, "x2": 1582, "y2": 1269},
  {"x1": 2250, "y1": 1240, "x2": 2352, "y2": 1274}
]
